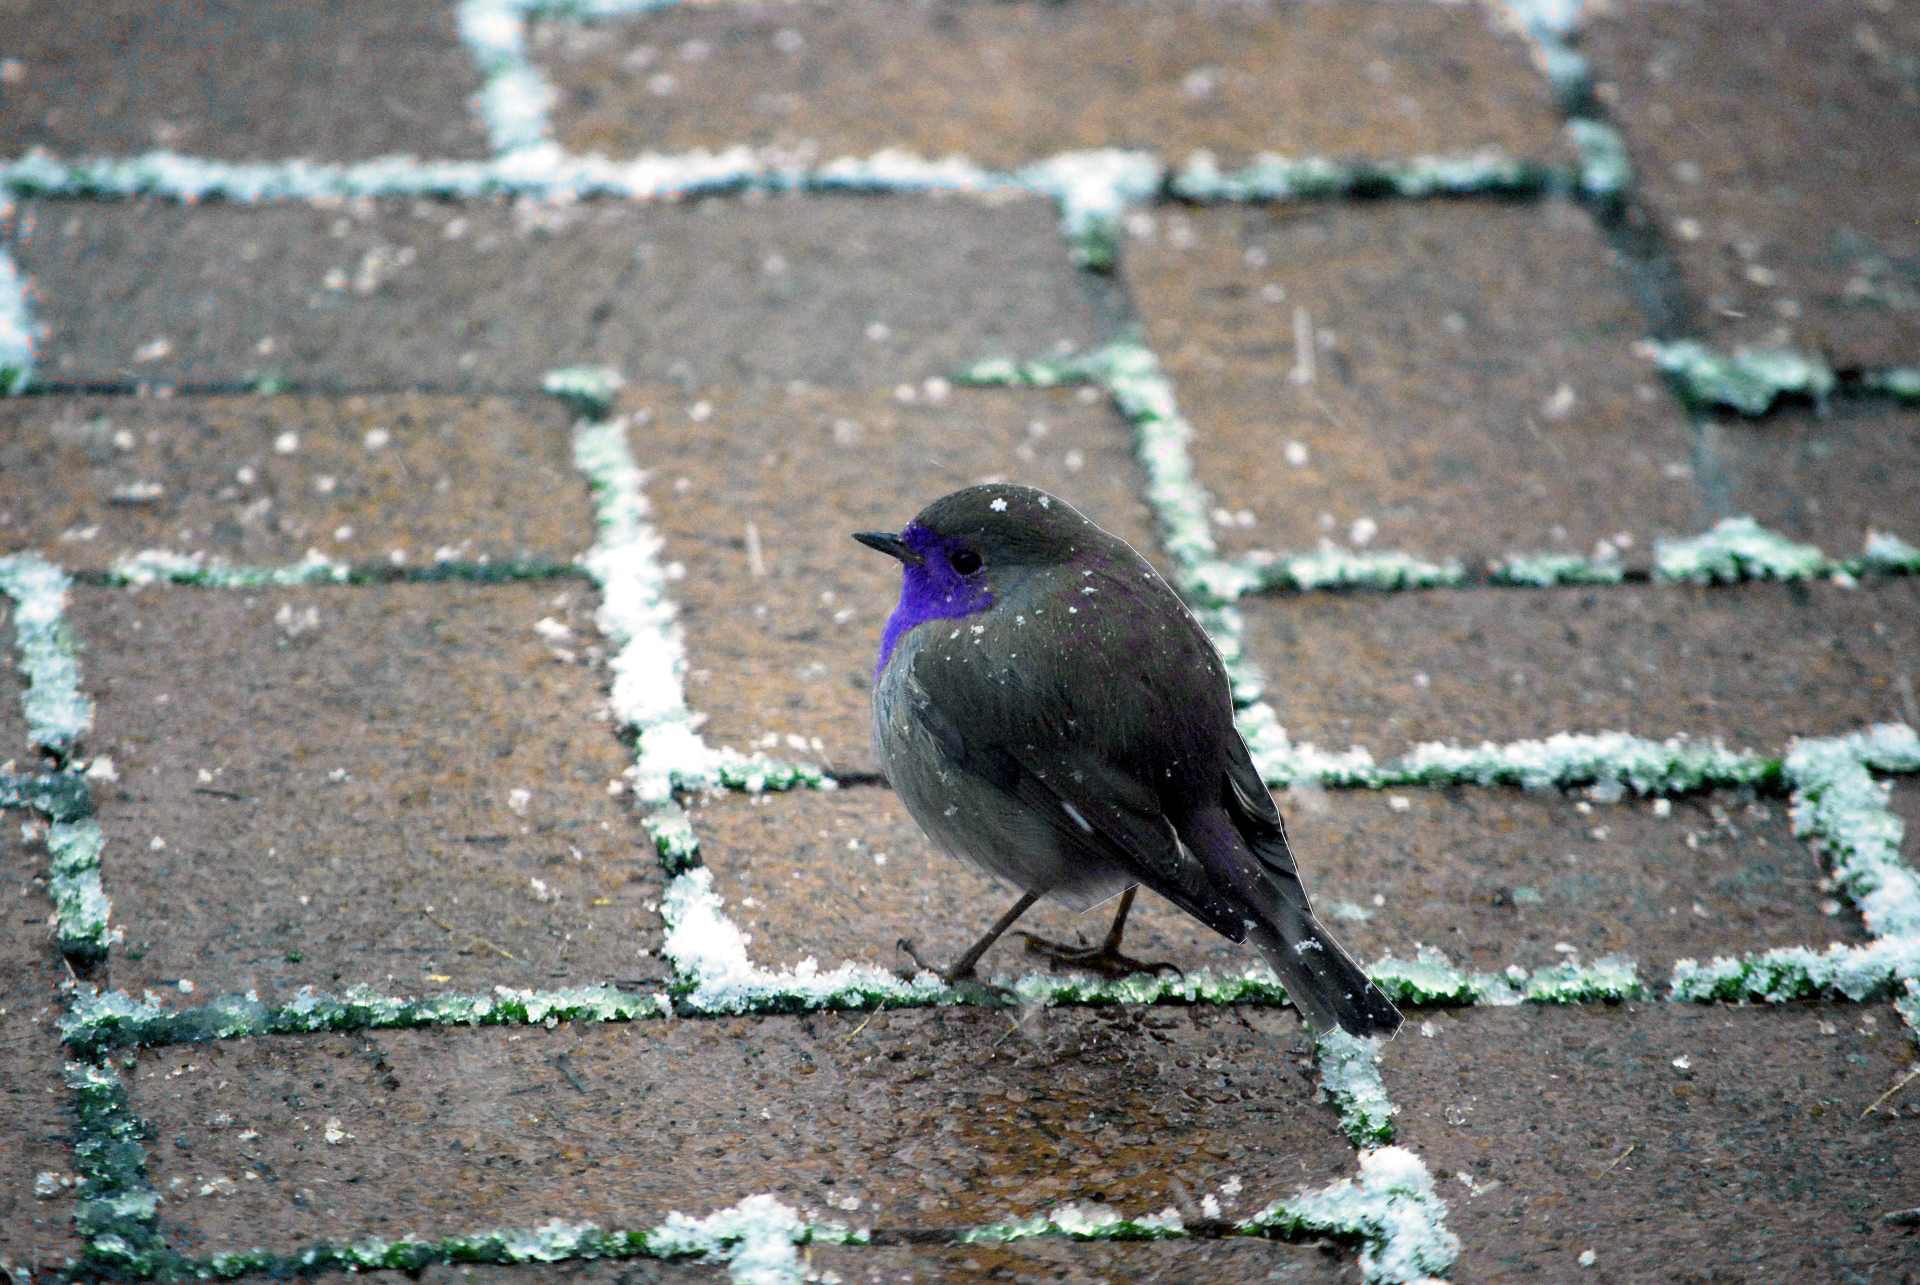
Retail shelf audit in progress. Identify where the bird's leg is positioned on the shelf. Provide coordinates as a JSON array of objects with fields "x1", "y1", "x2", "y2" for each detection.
[
  {"x1": 898, "y1": 889, "x2": 1041, "y2": 985},
  {"x1": 1016, "y1": 886, "x2": 1183, "y2": 980}
]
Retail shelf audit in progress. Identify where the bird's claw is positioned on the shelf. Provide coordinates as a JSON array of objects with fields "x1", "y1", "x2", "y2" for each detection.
[
  {"x1": 1015, "y1": 931, "x2": 1184, "y2": 980},
  {"x1": 894, "y1": 938, "x2": 1019, "y2": 1003}
]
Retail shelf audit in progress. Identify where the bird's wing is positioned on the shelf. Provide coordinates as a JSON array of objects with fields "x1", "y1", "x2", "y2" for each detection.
[
  {"x1": 904, "y1": 621, "x2": 1248, "y2": 939},
  {"x1": 1217, "y1": 731, "x2": 1319, "y2": 919}
]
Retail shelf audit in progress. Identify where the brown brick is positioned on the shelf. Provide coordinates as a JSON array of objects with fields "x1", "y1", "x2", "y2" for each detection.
[
  {"x1": 0, "y1": 826, "x2": 80, "y2": 1273},
  {"x1": 0, "y1": 393, "x2": 588, "y2": 572},
  {"x1": 67, "y1": 582, "x2": 670, "y2": 1000},
  {"x1": 1383, "y1": 1004, "x2": 1920, "y2": 1283},
  {"x1": 632, "y1": 383, "x2": 1160, "y2": 779},
  {"x1": 539, "y1": 0, "x2": 1565, "y2": 171},
  {"x1": 131, "y1": 1008, "x2": 1354, "y2": 1256},
  {"x1": 1124, "y1": 202, "x2": 1703, "y2": 566},
  {"x1": 0, "y1": 0, "x2": 490, "y2": 161},
  {"x1": 8, "y1": 195, "x2": 1105, "y2": 392},
  {"x1": 1583, "y1": 0, "x2": 1920, "y2": 368},
  {"x1": 691, "y1": 788, "x2": 1241, "y2": 982},
  {"x1": 810, "y1": 1238, "x2": 1352, "y2": 1283},
  {"x1": 1244, "y1": 580, "x2": 1920, "y2": 754},
  {"x1": 1284, "y1": 785, "x2": 1864, "y2": 980},
  {"x1": 693, "y1": 776, "x2": 1859, "y2": 987},
  {"x1": 1702, "y1": 402, "x2": 1920, "y2": 560}
]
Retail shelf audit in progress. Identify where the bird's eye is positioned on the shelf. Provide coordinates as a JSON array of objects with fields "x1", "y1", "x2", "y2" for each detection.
[{"x1": 949, "y1": 549, "x2": 984, "y2": 575}]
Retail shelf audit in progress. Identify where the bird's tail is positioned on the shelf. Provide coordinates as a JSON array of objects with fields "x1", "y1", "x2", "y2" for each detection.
[{"x1": 1248, "y1": 906, "x2": 1403, "y2": 1038}]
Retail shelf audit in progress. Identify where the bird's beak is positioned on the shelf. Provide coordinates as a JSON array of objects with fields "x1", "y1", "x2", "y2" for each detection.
[{"x1": 852, "y1": 530, "x2": 923, "y2": 565}]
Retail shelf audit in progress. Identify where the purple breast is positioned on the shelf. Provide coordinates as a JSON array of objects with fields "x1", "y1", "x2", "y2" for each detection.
[{"x1": 874, "y1": 525, "x2": 994, "y2": 678}]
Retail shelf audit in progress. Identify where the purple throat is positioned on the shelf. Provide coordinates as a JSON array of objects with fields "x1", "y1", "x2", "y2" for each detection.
[{"x1": 875, "y1": 524, "x2": 994, "y2": 678}]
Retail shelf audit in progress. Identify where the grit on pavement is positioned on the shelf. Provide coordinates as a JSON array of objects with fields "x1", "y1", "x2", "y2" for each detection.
[{"x1": 1, "y1": 2, "x2": 1918, "y2": 1283}]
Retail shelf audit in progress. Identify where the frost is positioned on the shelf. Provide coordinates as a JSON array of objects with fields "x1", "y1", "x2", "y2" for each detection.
[
  {"x1": 1243, "y1": 1147, "x2": 1459, "y2": 1284},
  {"x1": 1565, "y1": 120, "x2": 1630, "y2": 205},
  {"x1": 0, "y1": 249, "x2": 37, "y2": 393},
  {"x1": 1168, "y1": 149, "x2": 1550, "y2": 204},
  {"x1": 1489, "y1": 551, "x2": 1626, "y2": 587},
  {"x1": 109, "y1": 548, "x2": 352, "y2": 588},
  {"x1": 1866, "y1": 367, "x2": 1920, "y2": 403},
  {"x1": 648, "y1": 1195, "x2": 829, "y2": 1284},
  {"x1": 1654, "y1": 517, "x2": 1829, "y2": 584},
  {"x1": 1645, "y1": 340, "x2": 1835, "y2": 416},
  {"x1": 0, "y1": 554, "x2": 94, "y2": 754},
  {"x1": 1317, "y1": 1029, "x2": 1398, "y2": 1146},
  {"x1": 47, "y1": 819, "x2": 121, "y2": 959},
  {"x1": 959, "y1": 1202, "x2": 1186, "y2": 1243},
  {"x1": 1671, "y1": 939, "x2": 1914, "y2": 1004},
  {"x1": 1862, "y1": 530, "x2": 1920, "y2": 575},
  {"x1": 660, "y1": 869, "x2": 944, "y2": 1013},
  {"x1": 1017, "y1": 150, "x2": 1162, "y2": 270},
  {"x1": 1786, "y1": 731, "x2": 1919, "y2": 939},
  {"x1": 60, "y1": 981, "x2": 671, "y2": 1054},
  {"x1": 568, "y1": 408, "x2": 825, "y2": 807},
  {"x1": 1240, "y1": 545, "x2": 1463, "y2": 594}
]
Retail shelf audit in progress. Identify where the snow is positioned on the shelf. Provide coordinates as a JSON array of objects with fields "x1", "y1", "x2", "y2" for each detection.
[
  {"x1": 1244, "y1": 1146, "x2": 1459, "y2": 1284},
  {"x1": 0, "y1": 249, "x2": 36, "y2": 392}
]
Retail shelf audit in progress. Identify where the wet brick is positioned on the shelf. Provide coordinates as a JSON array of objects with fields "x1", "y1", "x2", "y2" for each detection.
[
  {"x1": 0, "y1": 824, "x2": 80, "y2": 1273},
  {"x1": 1701, "y1": 401, "x2": 1920, "y2": 560},
  {"x1": 8, "y1": 195, "x2": 1105, "y2": 392},
  {"x1": 538, "y1": 0, "x2": 1564, "y2": 171},
  {"x1": 1124, "y1": 202, "x2": 1702, "y2": 566},
  {"x1": 1243, "y1": 579, "x2": 1920, "y2": 754},
  {"x1": 0, "y1": 393, "x2": 588, "y2": 572},
  {"x1": 66, "y1": 581, "x2": 670, "y2": 1001},
  {"x1": 1383, "y1": 1004, "x2": 1920, "y2": 1283},
  {"x1": 695, "y1": 776, "x2": 1860, "y2": 985},
  {"x1": 692, "y1": 788, "x2": 1241, "y2": 982},
  {"x1": 0, "y1": 0, "x2": 491, "y2": 161},
  {"x1": 130, "y1": 1007, "x2": 1353, "y2": 1256},
  {"x1": 810, "y1": 1238, "x2": 1352, "y2": 1283},
  {"x1": 1280, "y1": 785, "x2": 1865, "y2": 979},
  {"x1": 631, "y1": 382, "x2": 1160, "y2": 779},
  {"x1": 1583, "y1": 0, "x2": 1920, "y2": 367}
]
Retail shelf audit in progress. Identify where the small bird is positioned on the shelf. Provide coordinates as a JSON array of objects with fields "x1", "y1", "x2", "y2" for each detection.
[{"x1": 854, "y1": 484, "x2": 1401, "y2": 1038}]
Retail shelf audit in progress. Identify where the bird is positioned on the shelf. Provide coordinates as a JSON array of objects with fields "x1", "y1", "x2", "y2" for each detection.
[{"x1": 853, "y1": 483, "x2": 1402, "y2": 1038}]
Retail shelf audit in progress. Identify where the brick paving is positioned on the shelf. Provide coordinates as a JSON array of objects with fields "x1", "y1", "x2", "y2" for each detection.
[{"x1": 2, "y1": 2, "x2": 1918, "y2": 1283}]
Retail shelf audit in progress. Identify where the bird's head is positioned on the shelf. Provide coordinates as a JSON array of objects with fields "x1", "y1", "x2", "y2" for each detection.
[{"x1": 854, "y1": 484, "x2": 1096, "y2": 673}]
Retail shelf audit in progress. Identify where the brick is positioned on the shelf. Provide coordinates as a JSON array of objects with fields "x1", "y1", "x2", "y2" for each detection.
[
  {"x1": 691, "y1": 789, "x2": 1242, "y2": 982},
  {"x1": 1701, "y1": 402, "x2": 1920, "y2": 561},
  {"x1": 630, "y1": 383, "x2": 1160, "y2": 780},
  {"x1": 1124, "y1": 202, "x2": 1702, "y2": 566},
  {"x1": 809, "y1": 1238, "x2": 1351, "y2": 1283},
  {"x1": 538, "y1": 0, "x2": 1565, "y2": 171},
  {"x1": 1583, "y1": 0, "x2": 1920, "y2": 368},
  {"x1": 8, "y1": 195, "x2": 1105, "y2": 392},
  {"x1": 0, "y1": 825, "x2": 81, "y2": 1273},
  {"x1": 693, "y1": 776, "x2": 1859, "y2": 986},
  {"x1": 66, "y1": 582, "x2": 670, "y2": 1000},
  {"x1": 0, "y1": 393, "x2": 588, "y2": 572},
  {"x1": 1283, "y1": 785, "x2": 1864, "y2": 979},
  {"x1": 1243, "y1": 580, "x2": 1920, "y2": 754},
  {"x1": 130, "y1": 1007, "x2": 1354, "y2": 1256},
  {"x1": 0, "y1": 0, "x2": 490, "y2": 161},
  {"x1": 1382, "y1": 1004, "x2": 1920, "y2": 1282}
]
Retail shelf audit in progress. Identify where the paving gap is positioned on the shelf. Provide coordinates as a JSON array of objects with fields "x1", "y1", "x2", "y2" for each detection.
[
  {"x1": 1, "y1": 245, "x2": 34, "y2": 393},
  {"x1": 1670, "y1": 726, "x2": 1920, "y2": 1014}
]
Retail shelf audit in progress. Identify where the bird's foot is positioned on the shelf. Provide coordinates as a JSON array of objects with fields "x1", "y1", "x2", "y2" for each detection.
[
  {"x1": 1015, "y1": 932, "x2": 1184, "y2": 980},
  {"x1": 895, "y1": 938, "x2": 1019, "y2": 1004}
]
